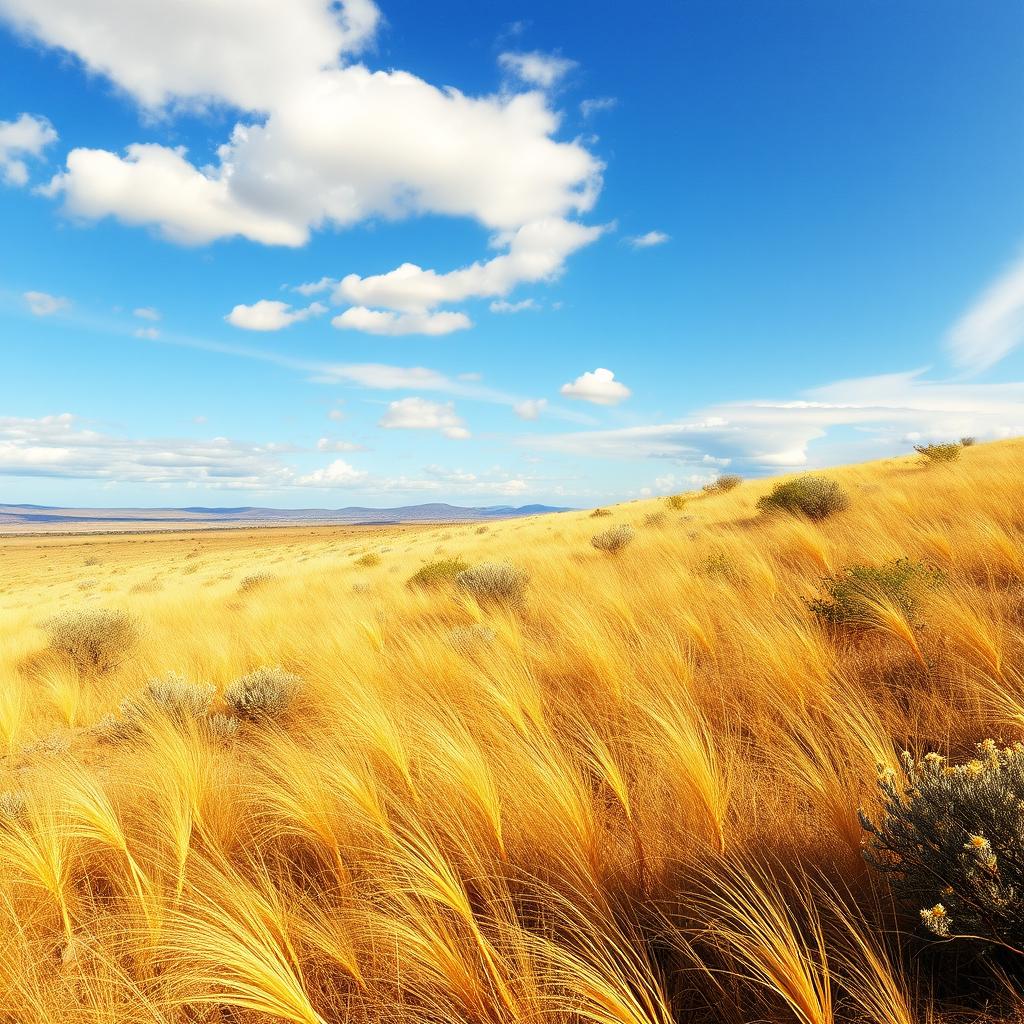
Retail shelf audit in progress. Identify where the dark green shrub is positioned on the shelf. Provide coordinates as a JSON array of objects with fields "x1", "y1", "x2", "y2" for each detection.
[
  {"x1": 407, "y1": 557, "x2": 469, "y2": 589},
  {"x1": 860, "y1": 742, "x2": 1024, "y2": 951},
  {"x1": 807, "y1": 558, "x2": 942, "y2": 628},
  {"x1": 915, "y1": 442, "x2": 961, "y2": 464},
  {"x1": 756, "y1": 476, "x2": 849, "y2": 520}
]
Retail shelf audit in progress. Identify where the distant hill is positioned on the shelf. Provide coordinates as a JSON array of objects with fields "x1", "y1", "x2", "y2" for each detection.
[{"x1": 0, "y1": 501, "x2": 573, "y2": 533}]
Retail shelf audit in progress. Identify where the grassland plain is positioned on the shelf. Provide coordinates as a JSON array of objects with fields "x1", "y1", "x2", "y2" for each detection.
[{"x1": 0, "y1": 439, "x2": 1021, "y2": 1023}]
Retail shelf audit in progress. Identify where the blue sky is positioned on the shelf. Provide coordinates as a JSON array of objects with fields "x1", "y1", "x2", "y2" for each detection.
[{"x1": 1, "y1": 0, "x2": 1022, "y2": 508}]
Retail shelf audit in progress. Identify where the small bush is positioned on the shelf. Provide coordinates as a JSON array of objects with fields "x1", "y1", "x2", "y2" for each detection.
[
  {"x1": 664, "y1": 494, "x2": 689, "y2": 511},
  {"x1": 960, "y1": 436, "x2": 977, "y2": 447},
  {"x1": 238, "y1": 572, "x2": 274, "y2": 593},
  {"x1": 456, "y1": 562, "x2": 529, "y2": 606},
  {"x1": 643, "y1": 512, "x2": 667, "y2": 528},
  {"x1": 138, "y1": 672, "x2": 216, "y2": 724},
  {"x1": 756, "y1": 476, "x2": 849, "y2": 521},
  {"x1": 223, "y1": 667, "x2": 301, "y2": 722},
  {"x1": 860, "y1": 741, "x2": 1024, "y2": 952},
  {"x1": 205, "y1": 713, "x2": 241, "y2": 743},
  {"x1": 42, "y1": 608, "x2": 138, "y2": 674},
  {"x1": 591, "y1": 524, "x2": 636, "y2": 554},
  {"x1": 449, "y1": 623, "x2": 496, "y2": 655},
  {"x1": 703, "y1": 474, "x2": 742, "y2": 495},
  {"x1": 807, "y1": 558, "x2": 942, "y2": 628},
  {"x1": 590, "y1": 508, "x2": 613, "y2": 518},
  {"x1": 915, "y1": 442, "x2": 961, "y2": 464},
  {"x1": 355, "y1": 553, "x2": 381, "y2": 568},
  {"x1": 407, "y1": 557, "x2": 469, "y2": 590}
]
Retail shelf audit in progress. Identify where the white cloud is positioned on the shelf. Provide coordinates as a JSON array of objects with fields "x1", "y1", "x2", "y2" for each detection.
[
  {"x1": 627, "y1": 230, "x2": 670, "y2": 249},
  {"x1": 23, "y1": 290, "x2": 70, "y2": 316},
  {"x1": 514, "y1": 398, "x2": 547, "y2": 420},
  {"x1": 378, "y1": 397, "x2": 469, "y2": 439},
  {"x1": 0, "y1": 113, "x2": 56, "y2": 186},
  {"x1": 133, "y1": 306, "x2": 160, "y2": 321},
  {"x1": 337, "y1": 218, "x2": 605, "y2": 314},
  {"x1": 134, "y1": 326, "x2": 160, "y2": 340},
  {"x1": 226, "y1": 299, "x2": 326, "y2": 331},
  {"x1": 317, "y1": 437, "x2": 363, "y2": 452},
  {"x1": 529, "y1": 369, "x2": 1024, "y2": 470},
  {"x1": 498, "y1": 51, "x2": 578, "y2": 89},
  {"x1": 946, "y1": 252, "x2": 1024, "y2": 372},
  {"x1": 560, "y1": 367, "x2": 632, "y2": 406},
  {"x1": 296, "y1": 458, "x2": 368, "y2": 487},
  {"x1": 294, "y1": 276, "x2": 338, "y2": 296},
  {"x1": 490, "y1": 298, "x2": 539, "y2": 313},
  {"x1": 580, "y1": 97, "x2": 617, "y2": 119},
  {"x1": 332, "y1": 307, "x2": 471, "y2": 336},
  {"x1": 0, "y1": 0, "x2": 379, "y2": 110}
]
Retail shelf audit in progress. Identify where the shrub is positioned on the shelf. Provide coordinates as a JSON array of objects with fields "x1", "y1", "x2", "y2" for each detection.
[
  {"x1": 703, "y1": 474, "x2": 742, "y2": 495},
  {"x1": 138, "y1": 672, "x2": 216, "y2": 724},
  {"x1": 206, "y1": 713, "x2": 241, "y2": 743},
  {"x1": 756, "y1": 476, "x2": 849, "y2": 521},
  {"x1": 407, "y1": 557, "x2": 469, "y2": 590},
  {"x1": 664, "y1": 494, "x2": 688, "y2": 511},
  {"x1": 449, "y1": 623, "x2": 496, "y2": 655},
  {"x1": 590, "y1": 507, "x2": 613, "y2": 518},
  {"x1": 591, "y1": 524, "x2": 636, "y2": 554},
  {"x1": 807, "y1": 558, "x2": 942, "y2": 628},
  {"x1": 643, "y1": 512, "x2": 667, "y2": 528},
  {"x1": 456, "y1": 562, "x2": 529, "y2": 606},
  {"x1": 223, "y1": 667, "x2": 301, "y2": 722},
  {"x1": 238, "y1": 572, "x2": 274, "y2": 593},
  {"x1": 860, "y1": 741, "x2": 1024, "y2": 952},
  {"x1": 355, "y1": 553, "x2": 381, "y2": 568},
  {"x1": 914, "y1": 442, "x2": 961, "y2": 464},
  {"x1": 960, "y1": 436, "x2": 977, "y2": 447},
  {"x1": 41, "y1": 608, "x2": 138, "y2": 674}
]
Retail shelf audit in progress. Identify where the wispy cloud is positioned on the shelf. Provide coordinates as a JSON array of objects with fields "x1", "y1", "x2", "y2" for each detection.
[
  {"x1": 626, "y1": 230, "x2": 670, "y2": 249},
  {"x1": 946, "y1": 252, "x2": 1024, "y2": 373},
  {"x1": 24, "y1": 290, "x2": 70, "y2": 316}
]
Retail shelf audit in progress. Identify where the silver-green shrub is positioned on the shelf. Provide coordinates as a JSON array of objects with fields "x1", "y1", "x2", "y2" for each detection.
[
  {"x1": 42, "y1": 608, "x2": 138, "y2": 674},
  {"x1": 860, "y1": 741, "x2": 1024, "y2": 950},
  {"x1": 223, "y1": 666, "x2": 301, "y2": 722},
  {"x1": 456, "y1": 562, "x2": 529, "y2": 606},
  {"x1": 591, "y1": 524, "x2": 635, "y2": 554}
]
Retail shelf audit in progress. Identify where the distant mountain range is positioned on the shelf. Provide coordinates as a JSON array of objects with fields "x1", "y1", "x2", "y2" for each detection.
[{"x1": 0, "y1": 502, "x2": 573, "y2": 533}]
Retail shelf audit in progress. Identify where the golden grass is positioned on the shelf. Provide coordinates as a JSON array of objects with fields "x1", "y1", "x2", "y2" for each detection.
[{"x1": 0, "y1": 439, "x2": 1022, "y2": 1022}]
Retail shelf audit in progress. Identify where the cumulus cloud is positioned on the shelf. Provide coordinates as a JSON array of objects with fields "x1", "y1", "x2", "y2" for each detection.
[
  {"x1": 514, "y1": 398, "x2": 547, "y2": 420},
  {"x1": 378, "y1": 397, "x2": 470, "y2": 439},
  {"x1": 332, "y1": 307, "x2": 471, "y2": 336},
  {"x1": 560, "y1": 367, "x2": 632, "y2": 405},
  {"x1": 529, "y1": 369, "x2": 1024, "y2": 470},
  {"x1": 331, "y1": 218, "x2": 605, "y2": 331},
  {"x1": 23, "y1": 290, "x2": 70, "y2": 316},
  {"x1": 0, "y1": 0, "x2": 379, "y2": 110},
  {"x1": 226, "y1": 299, "x2": 326, "y2": 331},
  {"x1": 498, "y1": 51, "x2": 578, "y2": 89},
  {"x1": 946, "y1": 252, "x2": 1024, "y2": 372},
  {"x1": 0, "y1": 113, "x2": 56, "y2": 186},
  {"x1": 133, "y1": 306, "x2": 161, "y2": 321},
  {"x1": 627, "y1": 230, "x2": 670, "y2": 248},
  {"x1": 296, "y1": 458, "x2": 368, "y2": 487},
  {"x1": 490, "y1": 298, "x2": 539, "y2": 313}
]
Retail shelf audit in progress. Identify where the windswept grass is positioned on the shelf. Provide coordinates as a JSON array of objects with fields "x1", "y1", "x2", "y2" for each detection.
[{"x1": 0, "y1": 439, "x2": 1020, "y2": 1021}]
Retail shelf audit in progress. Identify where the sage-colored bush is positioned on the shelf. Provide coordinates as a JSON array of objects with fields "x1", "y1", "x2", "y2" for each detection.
[
  {"x1": 456, "y1": 562, "x2": 529, "y2": 606},
  {"x1": 860, "y1": 741, "x2": 1024, "y2": 951},
  {"x1": 703, "y1": 474, "x2": 742, "y2": 495},
  {"x1": 223, "y1": 666, "x2": 301, "y2": 722},
  {"x1": 915, "y1": 442, "x2": 961, "y2": 464},
  {"x1": 407, "y1": 557, "x2": 469, "y2": 590},
  {"x1": 756, "y1": 476, "x2": 849, "y2": 520},
  {"x1": 41, "y1": 608, "x2": 138, "y2": 674},
  {"x1": 591, "y1": 524, "x2": 636, "y2": 554},
  {"x1": 807, "y1": 558, "x2": 942, "y2": 628}
]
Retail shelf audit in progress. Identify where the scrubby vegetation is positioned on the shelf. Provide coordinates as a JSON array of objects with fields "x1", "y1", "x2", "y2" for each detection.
[
  {"x1": 756, "y1": 474, "x2": 849, "y2": 520},
  {"x1": 0, "y1": 439, "x2": 1020, "y2": 1023},
  {"x1": 915, "y1": 441, "x2": 963, "y2": 463},
  {"x1": 703, "y1": 473, "x2": 742, "y2": 494},
  {"x1": 591, "y1": 523, "x2": 636, "y2": 552}
]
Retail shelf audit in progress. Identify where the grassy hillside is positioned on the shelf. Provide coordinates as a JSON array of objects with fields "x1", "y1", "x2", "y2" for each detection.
[{"x1": 0, "y1": 439, "x2": 1022, "y2": 1022}]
